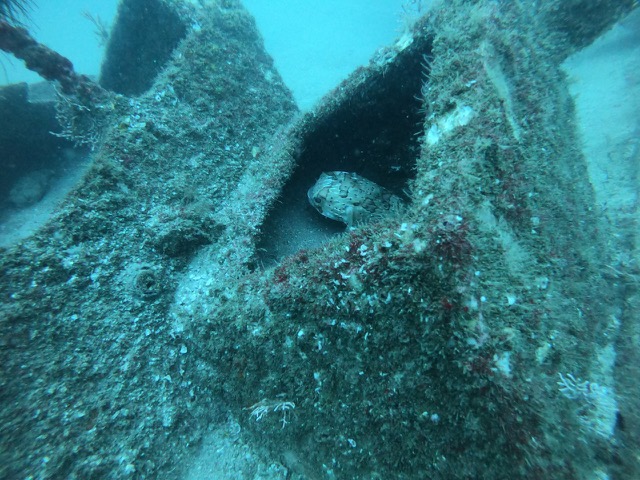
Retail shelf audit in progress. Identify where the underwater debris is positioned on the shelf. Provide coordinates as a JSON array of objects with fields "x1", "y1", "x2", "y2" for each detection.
[{"x1": 1, "y1": 1, "x2": 637, "y2": 479}]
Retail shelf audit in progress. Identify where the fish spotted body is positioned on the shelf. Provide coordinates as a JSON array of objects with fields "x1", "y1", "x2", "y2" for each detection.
[{"x1": 307, "y1": 171, "x2": 402, "y2": 226}]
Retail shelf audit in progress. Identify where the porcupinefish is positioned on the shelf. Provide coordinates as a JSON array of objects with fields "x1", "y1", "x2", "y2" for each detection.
[{"x1": 307, "y1": 171, "x2": 402, "y2": 227}]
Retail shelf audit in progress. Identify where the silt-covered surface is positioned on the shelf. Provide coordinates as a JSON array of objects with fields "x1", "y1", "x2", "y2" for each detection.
[{"x1": 0, "y1": 1, "x2": 296, "y2": 478}]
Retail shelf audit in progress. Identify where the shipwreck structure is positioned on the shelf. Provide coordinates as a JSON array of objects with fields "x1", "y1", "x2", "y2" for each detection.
[{"x1": 1, "y1": 0, "x2": 638, "y2": 478}]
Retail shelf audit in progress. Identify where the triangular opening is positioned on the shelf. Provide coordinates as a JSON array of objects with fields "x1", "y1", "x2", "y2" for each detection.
[{"x1": 257, "y1": 38, "x2": 431, "y2": 264}]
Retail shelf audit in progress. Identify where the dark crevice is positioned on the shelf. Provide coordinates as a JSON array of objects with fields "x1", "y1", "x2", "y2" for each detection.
[
  {"x1": 99, "y1": 0, "x2": 187, "y2": 96},
  {"x1": 257, "y1": 39, "x2": 432, "y2": 264}
]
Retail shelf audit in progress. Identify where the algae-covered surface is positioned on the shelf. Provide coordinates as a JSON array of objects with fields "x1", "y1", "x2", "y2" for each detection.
[{"x1": 1, "y1": 1, "x2": 638, "y2": 479}]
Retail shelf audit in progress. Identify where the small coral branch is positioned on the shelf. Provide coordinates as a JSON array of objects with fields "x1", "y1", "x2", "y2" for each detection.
[
  {"x1": 557, "y1": 372, "x2": 595, "y2": 400},
  {"x1": 246, "y1": 398, "x2": 296, "y2": 429},
  {"x1": 81, "y1": 10, "x2": 110, "y2": 47}
]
